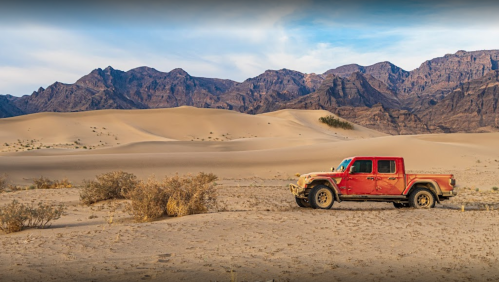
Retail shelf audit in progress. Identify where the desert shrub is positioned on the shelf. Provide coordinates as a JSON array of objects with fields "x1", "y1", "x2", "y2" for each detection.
[
  {"x1": 319, "y1": 115, "x2": 354, "y2": 130},
  {"x1": 80, "y1": 171, "x2": 138, "y2": 205},
  {"x1": 33, "y1": 176, "x2": 53, "y2": 189},
  {"x1": 492, "y1": 186, "x2": 499, "y2": 192},
  {"x1": 33, "y1": 176, "x2": 72, "y2": 189},
  {"x1": 126, "y1": 172, "x2": 218, "y2": 221},
  {"x1": 165, "y1": 173, "x2": 218, "y2": 217},
  {"x1": 0, "y1": 200, "x2": 65, "y2": 234},
  {"x1": 125, "y1": 179, "x2": 170, "y2": 222}
]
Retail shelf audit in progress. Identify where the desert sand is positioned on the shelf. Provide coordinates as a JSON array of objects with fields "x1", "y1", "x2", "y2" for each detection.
[{"x1": 0, "y1": 107, "x2": 498, "y2": 281}]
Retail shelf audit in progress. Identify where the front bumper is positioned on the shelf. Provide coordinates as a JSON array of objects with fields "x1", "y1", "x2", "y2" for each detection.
[{"x1": 289, "y1": 184, "x2": 306, "y2": 198}]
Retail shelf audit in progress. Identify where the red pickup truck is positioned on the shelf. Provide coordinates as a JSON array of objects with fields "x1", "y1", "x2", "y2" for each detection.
[{"x1": 290, "y1": 156, "x2": 457, "y2": 209}]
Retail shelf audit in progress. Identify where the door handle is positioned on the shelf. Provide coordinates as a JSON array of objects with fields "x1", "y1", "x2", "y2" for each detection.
[
  {"x1": 388, "y1": 177, "x2": 396, "y2": 180},
  {"x1": 367, "y1": 177, "x2": 374, "y2": 180}
]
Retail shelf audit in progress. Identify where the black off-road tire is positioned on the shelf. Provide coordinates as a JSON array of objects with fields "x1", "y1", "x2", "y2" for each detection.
[
  {"x1": 408, "y1": 188, "x2": 436, "y2": 209},
  {"x1": 393, "y1": 202, "x2": 410, "y2": 209},
  {"x1": 295, "y1": 197, "x2": 311, "y2": 208},
  {"x1": 308, "y1": 185, "x2": 335, "y2": 209}
]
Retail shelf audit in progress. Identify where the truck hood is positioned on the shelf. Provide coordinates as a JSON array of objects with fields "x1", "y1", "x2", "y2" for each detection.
[
  {"x1": 297, "y1": 172, "x2": 343, "y2": 187},
  {"x1": 300, "y1": 172, "x2": 343, "y2": 178}
]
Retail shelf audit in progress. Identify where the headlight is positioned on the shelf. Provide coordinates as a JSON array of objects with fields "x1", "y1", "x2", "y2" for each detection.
[{"x1": 305, "y1": 175, "x2": 313, "y2": 184}]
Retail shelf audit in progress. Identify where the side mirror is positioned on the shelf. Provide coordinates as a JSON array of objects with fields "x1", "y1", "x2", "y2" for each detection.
[
  {"x1": 349, "y1": 166, "x2": 355, "y2": 174},
  {"x1": 330, "y1": 167, "x2": 335, "y2": 172}
]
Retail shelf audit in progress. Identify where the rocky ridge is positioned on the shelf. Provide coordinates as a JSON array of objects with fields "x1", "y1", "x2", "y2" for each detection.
[{"x1": 1, "y1": 50, "x2": 499, "y2": 134}]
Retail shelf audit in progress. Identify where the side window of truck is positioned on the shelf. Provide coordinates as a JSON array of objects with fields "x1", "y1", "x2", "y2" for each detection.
[
  {"x1": 378, "y1": 160, "x2": 396, "y2": 173},
  {"x1": 351, "y1": 160, "x2": 372, "y2": 173}
]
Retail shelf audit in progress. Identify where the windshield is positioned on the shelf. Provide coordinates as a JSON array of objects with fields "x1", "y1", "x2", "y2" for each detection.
[{"x1": 336, "y1": 159, "x2": 352, "y2": 172}]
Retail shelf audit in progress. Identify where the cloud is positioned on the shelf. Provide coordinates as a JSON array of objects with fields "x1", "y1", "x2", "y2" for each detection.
[{"x1": 1, "y1": 1, "x2": 499, "y2": 96}]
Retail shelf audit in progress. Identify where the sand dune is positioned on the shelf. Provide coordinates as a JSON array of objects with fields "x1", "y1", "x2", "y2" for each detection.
[
  {"x1": 0, "y1": 107, "x2": 381, "y2": 150},
  {"x1": 0, "y1": 107, "x2": 498, "y2": 190}
]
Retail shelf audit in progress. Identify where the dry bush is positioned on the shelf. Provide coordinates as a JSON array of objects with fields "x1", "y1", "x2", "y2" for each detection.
[
  {"x1": 80, "y1": 171, "x2": 138, "y2": 205},
  {"x1": 126, "y1": 173, "x2": 218, "y2": 222},
  {"x1": 165, "y1": 173, "x2": 218, "y2": 217},
  {"x1": 33, "y1": 176, "x2": 72, "y2": 189},
  {"x1": 125, "y1": 179, "x2": 170, "y2": 222},
  {"x1": 0, "y1": 200, "x2": 65, "y2": 234}
]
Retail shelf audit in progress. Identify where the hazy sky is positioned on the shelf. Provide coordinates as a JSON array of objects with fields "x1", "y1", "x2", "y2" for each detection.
[{"x1": 1, "y1": 0, "x2": 499, "y2": 96}]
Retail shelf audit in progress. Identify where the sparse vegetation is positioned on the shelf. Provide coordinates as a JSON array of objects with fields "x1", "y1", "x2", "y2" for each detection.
[
  {"x1": 80, "y1": 171, "x2": 139, "y2": 205},
  {"x1": 319, "y1": 115, "x2": 354, "y2": 130},
  {"x1": 33, "y1": 176, "x2": 72, "y2": 189},
  {"x1": 165, "y1": 172, "x2": 218, "y2": 217},
  {"x1": 492, "y1": 186, "x2": 499, "y2": 192},
  {"x1": 0, "y1": 200, "x2": 65, "y2": 234},
  {"x1": 125, "y1": 179, "x2": 170, "y2": 222},
  {"x1": 126, "y1": 173, "x2": 218, "y2": 222}
]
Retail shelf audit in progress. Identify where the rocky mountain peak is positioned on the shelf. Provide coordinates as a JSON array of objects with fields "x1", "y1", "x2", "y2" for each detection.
[
  {"x1": 128, "y1": 66, "x2": 160, "y2": 75},
  {"x1": 168, "y1": 68, "x2": 189, "y2": 77}
]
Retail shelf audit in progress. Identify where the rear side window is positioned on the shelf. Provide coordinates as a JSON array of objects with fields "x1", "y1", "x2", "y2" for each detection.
[
  {"x1": 378, "y1": 160, "x2": 396, "y2": 173},
  {"x1": 351, "y1": 160, "x2": 372, "y2": 173}
]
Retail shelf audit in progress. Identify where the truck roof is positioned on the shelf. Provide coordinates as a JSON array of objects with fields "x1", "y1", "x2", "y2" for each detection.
[{"x1": 349, "y1": 156, "x2": 404, "y2": 159}]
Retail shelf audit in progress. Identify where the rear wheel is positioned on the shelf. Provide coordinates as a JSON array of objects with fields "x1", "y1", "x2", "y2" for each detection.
[
  {"x1": 393, "y1": 202, "x2": 410, "y2": 209},
  {"x1": 295, "y1": 197, "x2": 311, "y2": 208},
  {"x1": 308, "y1": 185, "x2": 335, "y2": 209},
  {"x1": 409, "y1": 188, "x2": 436, "y2": 209}
]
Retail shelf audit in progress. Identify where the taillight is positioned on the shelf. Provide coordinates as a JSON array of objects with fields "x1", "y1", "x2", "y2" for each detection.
[{"x1": 449, "y1": 178, "x2": 456, "y2": 186}]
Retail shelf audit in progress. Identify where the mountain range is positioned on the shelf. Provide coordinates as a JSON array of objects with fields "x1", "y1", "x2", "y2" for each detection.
[{"x1": 2, "y1": 49, "x2": 499, "y2": 134}]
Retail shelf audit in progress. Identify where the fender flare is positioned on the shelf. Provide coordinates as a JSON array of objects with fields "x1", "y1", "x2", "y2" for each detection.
[
  {"x1": 404, "y1": 180, "x2": 443, "y2": 202},
  {"x1": 308, "y1": 178, "x2": 341, "y2": 202}
]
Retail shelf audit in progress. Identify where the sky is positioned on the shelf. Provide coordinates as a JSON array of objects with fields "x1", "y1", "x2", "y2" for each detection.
[{"x1": 1, "y1": 0, "x2": 499, "y2": 96}]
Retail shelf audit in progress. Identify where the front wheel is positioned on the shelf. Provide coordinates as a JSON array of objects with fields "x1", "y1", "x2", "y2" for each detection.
[
  {"x1": 295, "y1": 197, "x2": 311, "y2": 208},
  {"x1": 308, "y1": 185, "x2": 335, "y2": 209},
  {"x1": 408, "y1": 188, "x2": 436, "y2": 209}
]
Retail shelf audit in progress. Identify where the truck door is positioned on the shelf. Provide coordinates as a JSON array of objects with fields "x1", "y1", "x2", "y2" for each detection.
[
  {"x1": 346, "y1": 159, "x2": 376, "y2": 195},
  {"x1": 374, "y1": 159, "x2": 405, "y2": 195}
]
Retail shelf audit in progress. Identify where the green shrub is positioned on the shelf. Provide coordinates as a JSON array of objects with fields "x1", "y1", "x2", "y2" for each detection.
[
  {"x1": 0, "y1": 200, "x2": 65, "y2": 234},
  {"x1": 80, "y1": 171, "x2": 138, "y2": 205},
  {"x1": 319, "y1": 115, "x2": 354, "y2": 130},
  {"x1": 492, "y1": 186, "x2": 499, "y2": 192}
]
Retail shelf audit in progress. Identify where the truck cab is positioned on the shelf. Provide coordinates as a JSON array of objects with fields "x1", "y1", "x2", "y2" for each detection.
[{"x1": 290, "y1": 156, "x2": 457, "y2": 209}]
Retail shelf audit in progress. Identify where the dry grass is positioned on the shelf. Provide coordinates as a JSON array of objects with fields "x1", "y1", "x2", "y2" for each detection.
[
  {"x1": 33, "y1": 176, "x2": 72, "y2": 189},
  {"x1": 126, "y1": 173, "x2": 218, "y2": 222},
  {"x1": 80, "y1": 171, "x2": 138, "y2": 205},
  {"x1": 0, "y1": 200, "x2": 65, "y2": 234}
]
